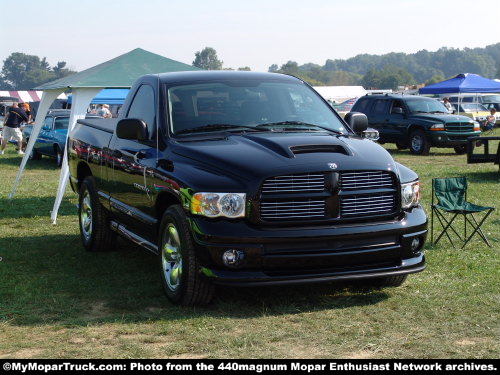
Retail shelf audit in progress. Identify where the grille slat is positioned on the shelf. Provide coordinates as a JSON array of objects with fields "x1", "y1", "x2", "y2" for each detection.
[
  {"x1": 261, "y1": 199, "x2": 326, "y2": 220},
  {"x1": 262, "y1": 173, "x2": 326, "y2": 194},
  {"x1": 340, "y1": 171, "x2": 393, "y2": 190}
]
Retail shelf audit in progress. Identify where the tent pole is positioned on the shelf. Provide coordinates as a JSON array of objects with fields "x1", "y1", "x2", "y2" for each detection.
[
  {"x1": 51, "y1": 87, "x2": 102, "y2": 224},
  {"x1": 9, "y1": 89, "x2": 65, "y2": 199}
]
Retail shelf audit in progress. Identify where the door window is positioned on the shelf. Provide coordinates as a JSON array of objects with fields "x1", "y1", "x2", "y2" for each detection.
[
  {"x1": 43, "y1": 117, "x2": 54, "y2": 130},
  {"x1": 127, "y1": 85, "x2": 156, "y2": 139},
  {"x1": 390, "y1": 100, "x2": 405, "y2": 114},
  {"x1": 372, "y1": 99, "x2": 388, "y2": 114},
  {"x1": 54, "y1": 117, "x2": 70, "y2": 129}
]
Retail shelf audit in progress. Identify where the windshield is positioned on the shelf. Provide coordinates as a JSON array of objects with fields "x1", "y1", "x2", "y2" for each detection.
[
  {"x1": 167, "y1": 81, "x2": 348, "y2": 135},
  {"x1": 405, "y1": 98, "x2": 449, "y2": 113},
  {"x1": 459, "y1": 103, "x2": 488, "y2": 112},
  {"x1": 482, "y1": 95, "x2": 500, "y2": 103}
]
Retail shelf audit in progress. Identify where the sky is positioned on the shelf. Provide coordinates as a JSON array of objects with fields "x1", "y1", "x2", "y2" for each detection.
[{"x1": 1, "y1": 0, "x2": 499, "y2": 72}]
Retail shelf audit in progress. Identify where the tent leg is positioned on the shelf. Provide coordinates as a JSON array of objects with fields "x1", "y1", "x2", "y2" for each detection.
[
  {"x1": 9, "y1": 89, "x2": 65, "y2": 199},
  {"x1": 50, "y1": 88, "x2": 101, "y2": 224}
]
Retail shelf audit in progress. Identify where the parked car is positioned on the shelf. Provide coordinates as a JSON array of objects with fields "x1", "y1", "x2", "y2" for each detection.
[
  {"x1": 449, "y1": 94, "x2": 500, "y2": 113},
  {"x1": 68, "y1": 71, "x2": 427, "y2": 305},
  {"x1": 24, "y1": 110, "x2": 100, "y2": 166},
  {"x1": 449, "y1": 101, "x2": 491, "y2": 123},
  {"x1": 351, "y1": 94, "x2": 481, "y2": 155}
]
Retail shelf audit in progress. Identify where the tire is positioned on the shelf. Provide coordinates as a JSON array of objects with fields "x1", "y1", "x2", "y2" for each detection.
[
  {"x1": 158, "y1": 205, "x2": 214, "y2": 305},
  {"x1": 453, "y1": 145, "x2": 467, "y2": 155},
  {"x1": 372, "y1": 274, "x2": 407, "y2": 287},
  {"x1": 28, "y1": 141, "x2": 41, "y2": 160},
  {"x1": 55, "y1": 145, "x2": 63, "y2": 167},
  {"x1": 409, "y1": 129, "x2": 430, "y2": 155},
  {"x1": 396, "y1": 142, "x2": 407, "y2": 150},
  {"x1": 78, "y1": 176, "x2": 116, "y2": 252}
]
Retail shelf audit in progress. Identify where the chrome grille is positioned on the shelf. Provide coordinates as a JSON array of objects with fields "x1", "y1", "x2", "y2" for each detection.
[
  {"x1": 261, "y1": 173, "x2": 326, "y2": 194},
  {"x1": 445, "y1": 122, "x2": 474, "y2": 132},
  {"x1": 261, "y1": 199, "x2": 326, "y2": 220},
  {"x1": 340, "y1": 171, "x2": 393, "y2": 190},
  {"x1": 340, "y1": 194, "x2": 395, "y2": 217}
]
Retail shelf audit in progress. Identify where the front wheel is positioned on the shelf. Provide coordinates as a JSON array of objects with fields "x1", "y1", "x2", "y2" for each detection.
[
  {"x1": 370, "y1": 275, "x2": 408, "y2": 288},
  {"x1": 409, "y1": 130, "x2": 430, "y2": 155},
  {"x1": 453, "y1": 145, "x2": 467, "y2": 155},
  {"x1": 159, "y1": 205, "x2": 214, "y2": 305},
  {"x1": 28, "y1": 141, "x2": 41, "y2": 160}
]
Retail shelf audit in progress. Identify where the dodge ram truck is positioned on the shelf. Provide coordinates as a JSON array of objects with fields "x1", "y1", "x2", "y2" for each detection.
[{"x1": 68, "y1": 71, "x2": 427, "y2": 305}]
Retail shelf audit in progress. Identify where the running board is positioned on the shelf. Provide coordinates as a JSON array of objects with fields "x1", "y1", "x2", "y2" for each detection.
[{"x1": 110, "y1": 220, "x2": 159, "y2": 255}]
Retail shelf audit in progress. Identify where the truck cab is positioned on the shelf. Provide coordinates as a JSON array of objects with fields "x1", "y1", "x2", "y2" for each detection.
[{"x1": 68, "y1": 72, "x2": 427, "y2": 305}]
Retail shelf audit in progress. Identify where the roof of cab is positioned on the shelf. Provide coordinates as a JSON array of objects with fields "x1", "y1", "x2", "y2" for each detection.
[
  {"x1": 361, "y1": 94, "x2": 433, "y2": 101},
  {"x1": 156, "y1": 70, "x2": 301, "y2": 84}
]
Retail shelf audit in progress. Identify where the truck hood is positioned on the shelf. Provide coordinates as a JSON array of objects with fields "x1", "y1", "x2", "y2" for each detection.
[
  {"x1": 171, "y1": 131, "x2": 399, "y2": 181},
  {"x1": 409, "y1": 113, "x2": 473, "y2": 123}
]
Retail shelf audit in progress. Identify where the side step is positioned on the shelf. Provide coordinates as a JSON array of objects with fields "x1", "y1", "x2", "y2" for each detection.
[{"x1": 110, "y1": 220, "x2": 159, "y2": 254}]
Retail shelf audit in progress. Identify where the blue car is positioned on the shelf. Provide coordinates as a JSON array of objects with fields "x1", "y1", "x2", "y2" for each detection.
[{"x1": 24, "y1": 110, "x2": 100, "y2": 167}]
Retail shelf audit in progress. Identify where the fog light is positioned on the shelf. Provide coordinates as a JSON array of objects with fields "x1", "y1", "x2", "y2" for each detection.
[
  {"x1": 222, "y1": 249, "x2": 245, "y2": 267},
  {"x1": 411, "y1": 238, "x2": 421, "y2": 252}
]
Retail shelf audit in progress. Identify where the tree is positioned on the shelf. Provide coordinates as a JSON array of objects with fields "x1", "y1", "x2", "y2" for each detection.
[
  {"x1": 1, "y1": 52, "x2": 75, "y2": 89},
  {"x1": 268, "y1": 64, "x2": 279, "y2": 72},
  {"x1": 279, "y1": 61, "x2": 299, "y2": 75},
  {"x1": 237, "y1": 66, "x2": 251, "y2": 71},
  {"x1": 425, "y1": 73, "x2": 445, "y2": 86},
  {"x1": 361, "y1": 66, "x2": 415, "y2": 90},
  {"x1": 192, "y1": 47, "x2": 223, "y2": 70}
]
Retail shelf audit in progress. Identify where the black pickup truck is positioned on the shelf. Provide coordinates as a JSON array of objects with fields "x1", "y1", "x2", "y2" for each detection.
[{"x1": 68, "y1": 71, "x2": 427, "y2": 305}]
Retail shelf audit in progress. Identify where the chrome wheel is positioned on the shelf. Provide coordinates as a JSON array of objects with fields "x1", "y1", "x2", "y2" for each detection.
[
  {"x1": 162, "y1": 224, "x2": 183, "y2": 291},
  {"x1": 411, "y1": 135, "x2": 423, "y2": 152},
  {"x1": 80, "y1": 191, "x2": 92, "y2": 241}
]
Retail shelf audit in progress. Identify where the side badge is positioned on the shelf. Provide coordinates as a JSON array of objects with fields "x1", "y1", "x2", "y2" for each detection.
[{"x1": 328, "y1": 163, "x2": 338, "y2": 170}]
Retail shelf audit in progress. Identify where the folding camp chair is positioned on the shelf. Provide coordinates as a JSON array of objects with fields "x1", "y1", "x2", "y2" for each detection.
[{"x1": 431, "y1": 177, "x2": 494, "y2": 249}]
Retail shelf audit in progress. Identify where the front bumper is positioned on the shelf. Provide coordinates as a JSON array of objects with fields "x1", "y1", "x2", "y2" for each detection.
[
  {"x1": 190, "y1": 207, "x2": 427, "y2": 286},
  {"x1": 430, "y1": 131, "x2": 481, "y2": 146}
]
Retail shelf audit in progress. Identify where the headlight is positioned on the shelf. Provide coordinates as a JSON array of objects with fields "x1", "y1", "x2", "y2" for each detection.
[
  {"x1": 429, "y1": 124, "x2": 445, "y2": 131},
  {"x1": 401, "y1": 180, "x2": 420, "y2": 209},
  {"x1": 473, "y1": 121, "x2": 480, "y2": 131},
  {"x1": 191, "y1": 192, "x2": 246, "y2": 218}
]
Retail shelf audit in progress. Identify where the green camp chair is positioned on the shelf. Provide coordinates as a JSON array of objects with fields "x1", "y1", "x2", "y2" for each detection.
[{"x1": 431, "y1": 177, "x2": 494, "y2": 249}]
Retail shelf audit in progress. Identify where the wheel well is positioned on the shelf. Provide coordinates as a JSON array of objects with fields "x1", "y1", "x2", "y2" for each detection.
[
  {"x1": 77, "y1": 162, "x2": 92, "y2": 189},
  {"x1": 408, "y1": 124, "x2": 425, "y2": 135},
  {"x1": 155, "y1": 192, "x2": 182, "y2": 222}
]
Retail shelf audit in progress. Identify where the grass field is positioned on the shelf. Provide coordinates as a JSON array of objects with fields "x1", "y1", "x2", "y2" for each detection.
[{"x1": 0, "y1": 133, "x2": 499, "y2": 359}]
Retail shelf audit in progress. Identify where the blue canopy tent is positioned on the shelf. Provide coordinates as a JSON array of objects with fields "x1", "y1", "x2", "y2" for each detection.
[
  {"x1": 66, "y1": 88, "x2": 130, "y2": 105},
  {"x1": 419, "y1": 73, "x2": 500, "y2": 94}
]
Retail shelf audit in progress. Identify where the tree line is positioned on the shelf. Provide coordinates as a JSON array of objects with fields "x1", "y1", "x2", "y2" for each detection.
[{"x1": 2, "y1": 43, "x2": 499, "y2": 90}]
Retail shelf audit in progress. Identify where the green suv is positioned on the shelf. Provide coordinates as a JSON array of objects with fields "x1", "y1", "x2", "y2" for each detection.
[{"x1": 351, "y1": 94, "x2": 481, "y2": 155}]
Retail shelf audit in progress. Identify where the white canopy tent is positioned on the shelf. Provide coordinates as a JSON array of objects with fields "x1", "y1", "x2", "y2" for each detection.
[{"x1": 9, "y1": 48, "x2": 199, "y2": 224}]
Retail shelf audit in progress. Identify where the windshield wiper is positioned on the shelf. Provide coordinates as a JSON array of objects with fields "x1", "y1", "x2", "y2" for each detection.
[
  {"x1": 175, "y1": 123, "x2": 260, "y2": 135},
  {"x1": 256, "y1": 121, "x2": 343, "y2": 134}
]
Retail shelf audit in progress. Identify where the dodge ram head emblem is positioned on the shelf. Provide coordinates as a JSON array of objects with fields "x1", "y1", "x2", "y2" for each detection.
[{"x1": 328, "y1": 163, "x2": 338, "y2": 169}]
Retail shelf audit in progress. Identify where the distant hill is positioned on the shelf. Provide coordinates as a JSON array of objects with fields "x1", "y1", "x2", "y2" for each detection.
[{"x1": 271, "y1": 43, "x2": 500, "y2": 87}]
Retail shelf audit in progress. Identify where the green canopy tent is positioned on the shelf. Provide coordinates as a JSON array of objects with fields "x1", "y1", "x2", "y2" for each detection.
[{"x1": 10, "y1": 48, "x2": 199, "y2": 223}]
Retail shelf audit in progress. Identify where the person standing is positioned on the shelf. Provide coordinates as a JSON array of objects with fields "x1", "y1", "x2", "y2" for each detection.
[
  {"x1": 443, "y1": 97, "x2": 454, "y2": 112},
  {"x1": 1, "y1": 102, "x2": 28, "y2": 155},
  {"x1": 96, "y1": 104, "x2": 112, "y2": 118}
]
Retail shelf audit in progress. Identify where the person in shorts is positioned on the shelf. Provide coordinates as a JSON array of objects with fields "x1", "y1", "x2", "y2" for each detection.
[{"x1": 1, "y1": 103, "x2": 28, "y2": 155}]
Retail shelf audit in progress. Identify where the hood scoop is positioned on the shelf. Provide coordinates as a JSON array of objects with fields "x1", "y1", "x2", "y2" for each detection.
[{"x1": 290, "y1": 144, "x2": 349, "y2": 156}]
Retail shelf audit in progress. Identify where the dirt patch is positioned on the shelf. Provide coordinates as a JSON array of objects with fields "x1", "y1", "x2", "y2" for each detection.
[
  {"x1": 0, "y1": 348, "x2": 43, "y2": 358},
  {"x1": 347, "y1": 350, "x2": 376, "y2": 359},
  {"x1": 170, "y1": 353, "x2": 207, "y2": 359}
]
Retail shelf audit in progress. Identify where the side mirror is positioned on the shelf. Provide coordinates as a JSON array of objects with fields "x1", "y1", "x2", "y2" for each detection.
[
  {"x1": 116, "y1": 118, "x2": 148, "y2": 140},
  {"x1": 345, "y1": 112, "x2": 368, "y2": 135},
  {"x1": 392, "y1": 107, "x2": 404, "y2": 115}
]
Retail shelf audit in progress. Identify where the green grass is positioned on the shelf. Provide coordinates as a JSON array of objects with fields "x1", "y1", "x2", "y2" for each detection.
[{"x1": 0, "y1": 133, "x2": 499, "y2": 359}]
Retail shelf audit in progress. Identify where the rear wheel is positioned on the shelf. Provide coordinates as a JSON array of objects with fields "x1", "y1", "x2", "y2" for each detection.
[
  {"x1": 159, "y1": 205, "x2": 214, "y2": 305},
  {"x1": 409, "y1": 130, "x2": 430, "y2": 155},
  {"x1": 396, "y1": 142, "x2": 407, "y2": 150},
  {"x1": 78, "y1": 176, "x2": 115, "y2": 252},
  {"x1": 55, "y1": 145, "x2": 63, "y2": 167},
  {"x1": 453, "y1": 145, "x2": 467, "y2": 155},
  {"x1": 28, "y1": 141, "x2": 41, "y2": 160}
]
